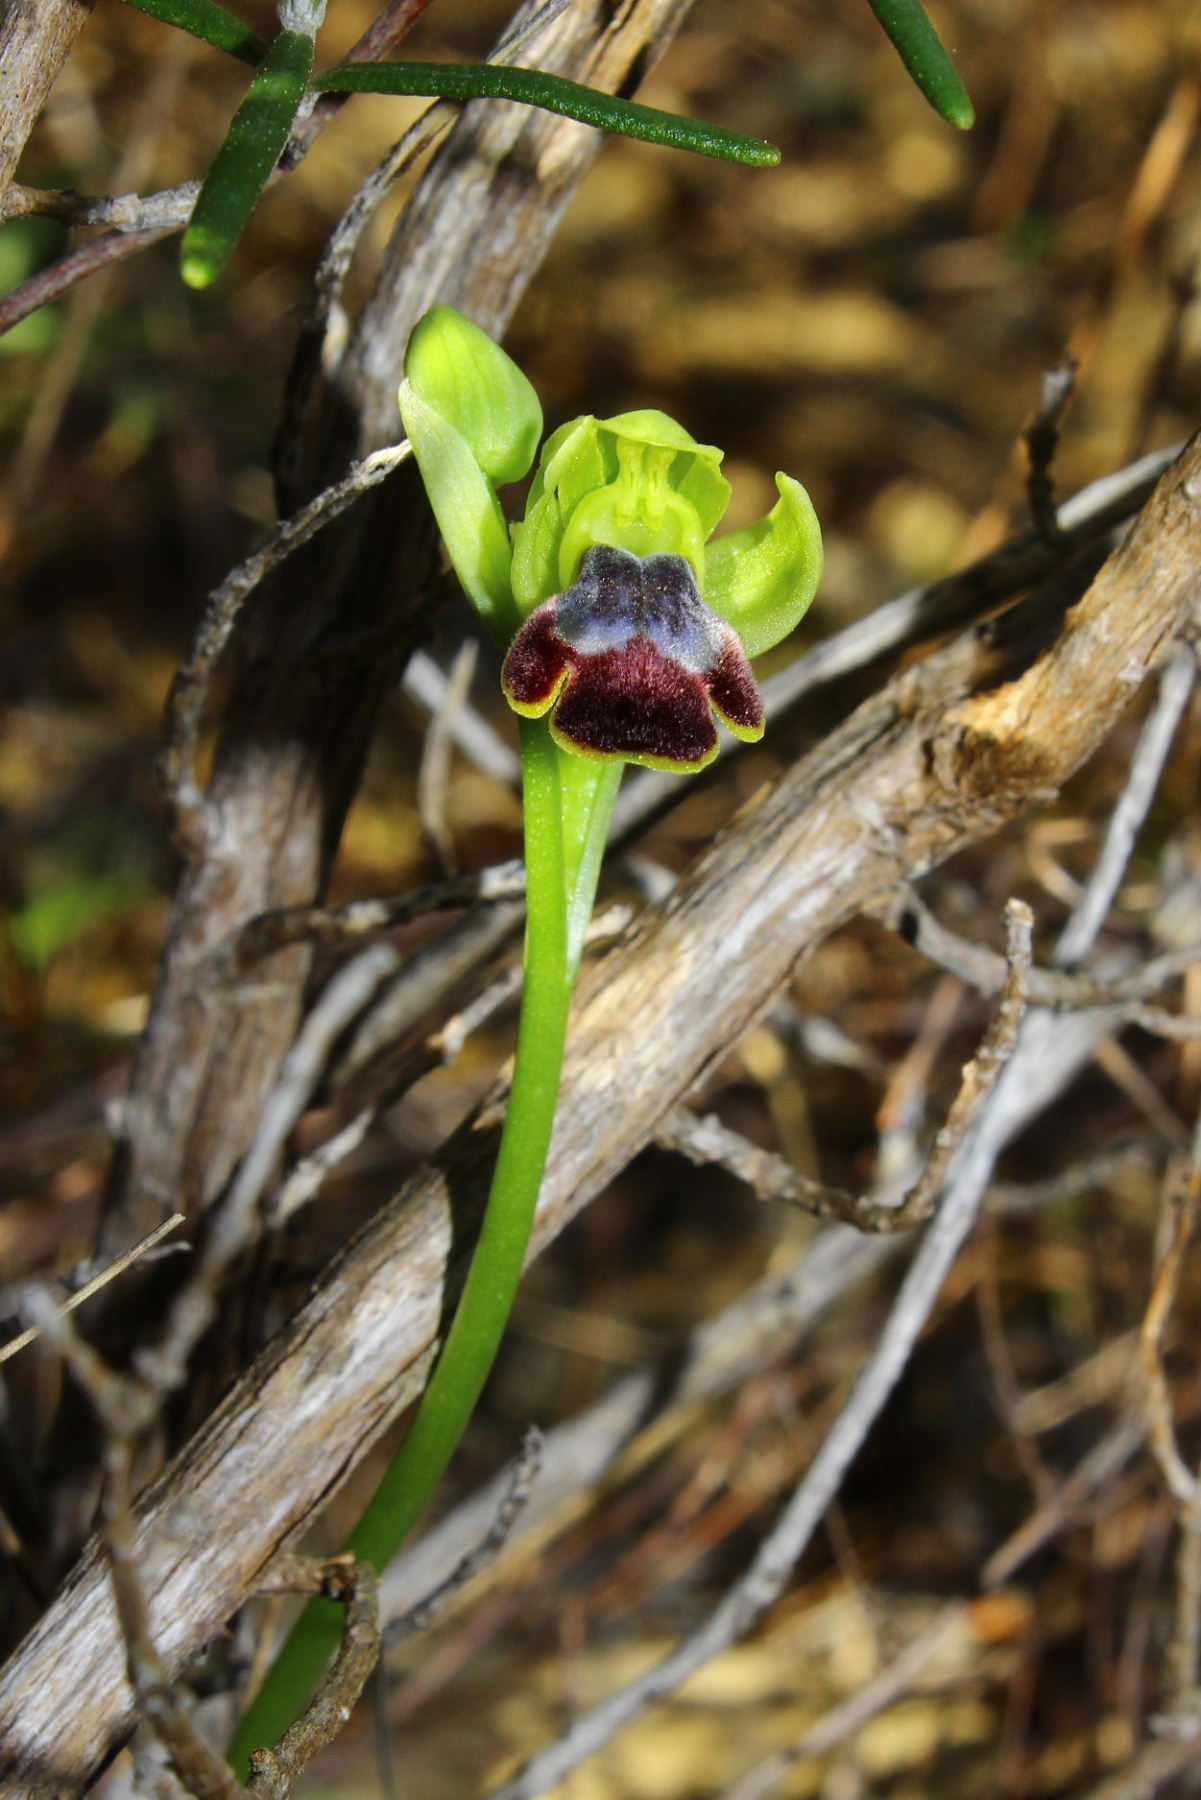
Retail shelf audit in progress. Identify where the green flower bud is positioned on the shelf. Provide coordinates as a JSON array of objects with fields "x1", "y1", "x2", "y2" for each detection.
[
  {"x1": 398, "y1": 306, "x2": 543, "y2": 640},
  {"x1": 403, "y1": 305, "x2": 543, "y2": 485}
]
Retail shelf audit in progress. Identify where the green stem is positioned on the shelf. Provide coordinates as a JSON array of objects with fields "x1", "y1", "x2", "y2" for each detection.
[
  {"x1": 558, "y1": 753, "x2": 622, "y2": 969},
  {"x1": 229, "y1": 727, "x2": 617, "y2": 1774},
  {"x1": 317, "y1": 61, "x2": 781, "y2": 167}
]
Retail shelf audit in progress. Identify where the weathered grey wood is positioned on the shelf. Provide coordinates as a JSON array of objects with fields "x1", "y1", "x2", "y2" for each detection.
[
  {"x1": 0, "y1": 0, "x2": 96, "y2": 206},
  {"x1": 1, "y1": 440, "x2": 1195, "y2": 1800}
]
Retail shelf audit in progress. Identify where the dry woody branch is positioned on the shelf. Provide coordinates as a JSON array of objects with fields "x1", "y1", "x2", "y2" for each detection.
[{"x1": 1, "y1": 3, "x2": 1198, "y2": 1796}]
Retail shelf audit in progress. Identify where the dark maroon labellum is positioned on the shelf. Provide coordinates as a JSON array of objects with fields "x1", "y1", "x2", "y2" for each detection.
[{"x1": 502, "y1": 545, "x2": 764, "y2": 771}]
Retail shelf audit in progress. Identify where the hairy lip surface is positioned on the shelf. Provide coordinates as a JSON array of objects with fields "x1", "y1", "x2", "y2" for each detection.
[{"x1": 503, "y1": 544, "x2": 764, "y2": 771}]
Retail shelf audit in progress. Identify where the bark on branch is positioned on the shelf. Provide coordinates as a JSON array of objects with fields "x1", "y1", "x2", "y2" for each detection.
[{"x1": 0, "y1": 0, "x2": 96, "y2": 206}]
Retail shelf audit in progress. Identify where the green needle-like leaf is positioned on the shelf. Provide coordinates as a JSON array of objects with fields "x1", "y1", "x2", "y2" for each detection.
[
  {"x1": 318, "y1": 61, "x2": 781, "y2": 167},
  {"x1": 180, "y1": 27, "x2": 314, "y2": 288},
  {"x1": 121, "y1": 0, "x2": 266, "y2": 65},
  {"x1": 866, "y1": 0, "x2": 975, "y2": 129}
]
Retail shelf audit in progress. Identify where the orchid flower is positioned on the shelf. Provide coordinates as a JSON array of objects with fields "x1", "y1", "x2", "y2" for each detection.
[{"x1": 231, "y1": 306, "x2": 821, "y2": 1769}]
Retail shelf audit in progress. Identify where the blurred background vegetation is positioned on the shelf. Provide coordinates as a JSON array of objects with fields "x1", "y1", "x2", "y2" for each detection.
[{"x1": 1, "y1": 2, "x2": 1198, "y2": 1795}]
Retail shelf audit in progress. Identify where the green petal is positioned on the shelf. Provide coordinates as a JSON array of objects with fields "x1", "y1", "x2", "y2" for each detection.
[
  {"x1": 599, "y1": 411, "x2": 730, "y2": 540},
  {"x1": 703, "y1": 474, "x2": 823, "y2": 658},
  {"x1": 558, "y1": 476, "x2": 707, "y2": 584},
  {"x1": 598, "y1": 409, "x2": 704, "y2": 452},
  {"x1": 398, "y1": 380, "x2": 518, "y2": 641},
  {"x1": 510, "y1": 418, "x2": 606, "y2": 615},
  {"x1": 404, "y1": 305, "x2": 543, "y2": 486},
  {"x1": 538, "y1": 416, "x2": 609, "y2": 516}
]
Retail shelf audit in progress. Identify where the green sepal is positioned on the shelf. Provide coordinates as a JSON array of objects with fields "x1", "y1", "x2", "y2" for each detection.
[
  {"x1": 404, "y1": 305, "x2": 543, "y2": 487},
  {"x1": 703, "y1": 473, "x2": 823, "y2": 658},
  {"x1": 509, "y1": 417, "x2": 605, "y2": 618},
  {"x1": 397, "y1": 381, "x2": 519, "y2": 643}
]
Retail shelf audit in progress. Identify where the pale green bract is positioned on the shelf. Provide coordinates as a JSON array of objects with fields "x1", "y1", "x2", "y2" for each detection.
[{"x1": 397, "y1": 304, "x2": 823, "y2": 661}]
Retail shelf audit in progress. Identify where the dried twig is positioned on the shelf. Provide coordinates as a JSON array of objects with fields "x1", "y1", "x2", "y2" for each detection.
[
  {"x1": 136, "y1": 942, "x2": 401, "y2": 1403},
  {"x1": 0, "y1": 1214, "x2": 186, "y2": 1367},
  {"x1": 263, "y1": 865, "x2": 575, "y2": 1226},
  {"x1": 611, "y1": 440, "x2": 1183, "y2": 842},
  {"x1": 1075, "y1": 1725, "x2": 1201, "y2": 1800},
  {"x1": 484, "y1": 903, "x2": 1034, "y2": 1799},
  {"x1": 418, "y1": 638, "x2": 479, "y2": 875},
  {"x1": 327, "y1": 899, "x2": 527, "y2": 1095},
  {"x1": 22, "y1": 1257, "x2": 384, "y2": 1798},
  {"x1": 0, "y1": 225, "x2": 181, "y2": 339},
  {"x1": 0, "y1": 0, "x2": 97, "y2": 206},
  {"x1": 1054, "y1": 645, "x2": 1198, "y2": 967},
  {"x1": 720, "y1": 1602, "x2": 969, "y2": 1800},
  {"x1": 403, "y1": 650, "x2": 522, "y2": 788},
  {"x1": 268, "y1": 1108, "x2": 380, "y2": 1228},
  {"x1": 656, "y1": 1104, "x2": 874, "y2": 1221},
  {"x1": 0, "y1": 180, "x2": 199, "y2": 231},
  {"x1": 1140, "y1": 1155, "x2": 1201, "y2": 1513},
  {"x1": 157, "y1": 442, "x2": 411, "y2": 856},
  {"x1": 983, "y1": 1414, "x2": 1149, "y2": 1588},
  {"x1": 956, "y1": 641, "x2": 1201, "y2": 1608},
  {"x1": 385, "y1": 1427, "x2": 544, "y2": 1648},
  {"x1": 431, "y1": 964, "x2": 524, "y2": 1068},
  {"x1": 873, "y1": 888, "x2": 1200, "y2": 1038},
  {"x1": 1024, "y1": 356, "x2": 1079, "y2": 544},
  {"x1": 19, "y1": 1292, "x2": 251, "y2": 1800},
  {"x1": 273, "y1": 106, "x2": 453, "y2": 501},
  {"x1": 989, "y1": 1144, "x2": 1158, "y2": 1215},
  {"x1": 657, "y1": 1085, "x2": 981, "y2": 1234},
  {"x1": 974, "y1": 1218, "x2": 1055, "y2": 1502},
  {"x1": 247, "y1": 1562, "x2": 380, "y2": 1800},
  {"x1": 231, "y1": 860, "x2": 526, "y2": 966},
  {"x1": 1140, "y1": 1118, "x2": 1201, "y2": 1711}
]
